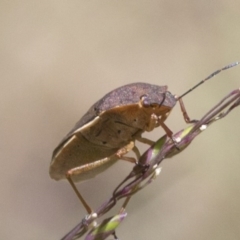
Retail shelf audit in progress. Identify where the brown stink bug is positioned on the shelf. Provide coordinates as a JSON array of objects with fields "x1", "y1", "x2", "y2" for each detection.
[{"x1": 50, "y1": 62, "x2": 238, "y2": 214}]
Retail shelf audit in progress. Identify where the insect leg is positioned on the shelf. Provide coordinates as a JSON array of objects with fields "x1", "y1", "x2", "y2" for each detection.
[
  {"x1": 132, "y1": 145, "x2": 141, "y2": 159},
  {"x1": 158, "y1": 114, "x2": 180, "y2": 148},
  {"x1": 178, "y1": 98, "x2": 198, "y2": 123},
  {"x1": 120, "y1": 156, "x2": 137, "y2": 164},
  {"x1": 145, "y1": 113, "x2": 159, "y2": 131},
  {"x1": 136, "y1": 136, "x2": 155, "y2": 145},
  {"x1": 66, "y1": 174, "x2": 93, "y2": 214},
  {"x1": 136, "y1": 113, "x2": 173, "y2": 144},
  {"x1": 116, "y1": 143, "x2": 138, "y2": 164},
  {"x1": 155, "y1": 113, "x2": 174, "y2": 138},
  {"x1": 66, "y1": 157, "x2": 117, "y2": 214},
  {"x1": 177, "y1": 62, "x2": 239, "y2": 122},
  {"x1": 118, "y1": 184, "x2": 139, "y2": 214}
]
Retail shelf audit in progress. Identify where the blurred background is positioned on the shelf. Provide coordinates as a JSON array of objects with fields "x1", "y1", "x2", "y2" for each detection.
[{"x1": 1, "y1": 1, "x2": 240, "y2": 239}]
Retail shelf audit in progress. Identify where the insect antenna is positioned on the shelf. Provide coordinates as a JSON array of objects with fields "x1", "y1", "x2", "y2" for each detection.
[{"x1": 177, "y1": 61, "x2": 239, "y2": 100}]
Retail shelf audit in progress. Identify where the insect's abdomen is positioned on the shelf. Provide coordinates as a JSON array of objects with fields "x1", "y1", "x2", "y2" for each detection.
[{"x1": 50, "y1": 133, "x2": 118, "y2": 182}]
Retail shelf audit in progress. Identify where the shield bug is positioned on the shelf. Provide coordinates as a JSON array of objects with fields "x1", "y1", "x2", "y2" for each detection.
[{"x1": 50, "y1": 62, "x2": 238, "y2": 214}]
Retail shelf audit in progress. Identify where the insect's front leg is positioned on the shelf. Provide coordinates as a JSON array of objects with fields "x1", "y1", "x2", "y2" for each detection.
[
  {"x1": 157, "y1": 114, "x2": 181, "y2": 149},
  {"x1": 178, "y1": 98, "x2": 198, "y2": 123},
  {"x1": 145, "y1": 113, "x2": 159, "y2": 131},
  {"x1": 135, "y1": 114, "x2": 159, "y2": 146}
]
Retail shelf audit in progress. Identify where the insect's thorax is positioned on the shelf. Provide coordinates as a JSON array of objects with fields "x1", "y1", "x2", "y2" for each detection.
[{"x1": 80, "y1": 103, "x2": 173, "y2": 149}]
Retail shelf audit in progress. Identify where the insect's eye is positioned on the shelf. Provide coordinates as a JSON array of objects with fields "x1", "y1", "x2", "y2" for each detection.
[{"x1": 140, "y1": 95, "x2": 150, "y2": 107}]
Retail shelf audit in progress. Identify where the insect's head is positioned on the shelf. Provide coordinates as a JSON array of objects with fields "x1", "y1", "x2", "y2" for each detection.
[
  {"x1": 140, "y1": 90, "x2": 177, "y2": 109},
  {"x1": 138, "y1": 87, "x2": 177, "y2": 121}
]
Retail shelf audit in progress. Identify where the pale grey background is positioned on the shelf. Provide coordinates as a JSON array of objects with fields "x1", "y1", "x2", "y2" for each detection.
[{"x1": 1, "y1": 1, "x2": 240, "y2": 240}]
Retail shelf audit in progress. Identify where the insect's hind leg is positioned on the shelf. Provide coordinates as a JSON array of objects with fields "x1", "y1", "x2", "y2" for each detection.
[
  {"x1": 66, "y1": 157, "x2": 117, "y2": 214},
  {"x1": 66, "y1": 173, "x2": 93, "y2": 214}
]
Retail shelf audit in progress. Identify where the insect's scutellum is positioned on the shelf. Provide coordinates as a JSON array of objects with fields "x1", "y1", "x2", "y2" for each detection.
[{"x1": 177, "y1": 61, "x2": 239, "y2": 100}]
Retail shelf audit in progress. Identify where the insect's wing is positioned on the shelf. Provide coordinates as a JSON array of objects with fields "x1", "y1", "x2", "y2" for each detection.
[{"x1": 54, "y1": 82, "x2": 170, "y2": 153}]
